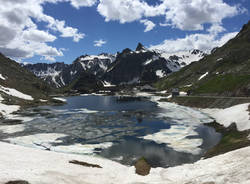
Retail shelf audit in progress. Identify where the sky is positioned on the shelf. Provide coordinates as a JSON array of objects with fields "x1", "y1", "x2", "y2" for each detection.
[{"x1": 0, "y1": 0, "x2": 249, "y2": 64}]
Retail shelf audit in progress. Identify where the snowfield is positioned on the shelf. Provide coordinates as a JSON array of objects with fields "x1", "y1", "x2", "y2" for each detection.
[{"x1": 0, "y1": 141, "x2": 249, "y2": 184}]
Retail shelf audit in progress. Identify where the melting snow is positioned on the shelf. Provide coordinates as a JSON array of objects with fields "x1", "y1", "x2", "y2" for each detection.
[
  {"x1": 201, "y1": 103, "x2": 250, "y2": 131},
  {"x1": 142, "y1": 125, "x2": 203, "y2": 155},
  {"x1": 0, "y1": 85, "x2": 34, "y2": 100}
]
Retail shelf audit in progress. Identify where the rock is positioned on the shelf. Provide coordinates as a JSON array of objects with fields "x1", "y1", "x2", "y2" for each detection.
[
  {"x1": 5, "y1": 181, "x2": 30, "y2": 184},
  {"x1": 134, "y1": 157, "x2": 151, "y2": 176},
  {"x1": 69, "y1": 160, "x2": 102, "y2": 168},
  {"x1": 226, "y1": 122, "x2": 237, "y2": 131}
]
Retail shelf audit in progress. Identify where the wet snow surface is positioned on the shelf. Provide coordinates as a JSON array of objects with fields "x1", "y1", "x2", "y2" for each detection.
[{"x1": 0, "y1": 95, "x2": 221, "y2": 168}]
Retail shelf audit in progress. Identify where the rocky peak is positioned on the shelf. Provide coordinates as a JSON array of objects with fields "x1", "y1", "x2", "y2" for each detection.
[{"x1": 136, "y1": 43, "x2": 146, "y2": 51}]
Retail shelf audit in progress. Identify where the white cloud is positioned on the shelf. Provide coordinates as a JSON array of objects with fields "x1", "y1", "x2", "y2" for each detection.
[
  {"x1": 208, "y1": 24, "x2": 226, "y2": 35},
  {"x1": 140, "y1": 19, "x2": 156, "y2": 32},
  {"x1": 162, "y1": 0, "x2": 240, "y2": 31},
  {"x1": 0, "y1": 0, "x2": 87, "y2": 61},
  {"x1": 150, "y1": 31, "x2": 238, "y2": 53},
  {"x1": 97, "y1": 0, "x2": 165, "y2": 23},
  {"x1": 97, "y1": 0, "x2": 243, "y2": 32},
  {"x1": 94, "y1": 39, "x2": 107, "y2": 47},
  {"x1": 69, "y1": 0, "x2": 97, "y2": 9},
  {"x1": 22, "y1": 29, "x2": 57, "y2": 42}
]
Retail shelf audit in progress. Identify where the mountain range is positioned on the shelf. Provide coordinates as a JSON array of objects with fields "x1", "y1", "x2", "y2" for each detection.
[{"x1": 24, "y1": 43, "x2": 205, "y2": 89}]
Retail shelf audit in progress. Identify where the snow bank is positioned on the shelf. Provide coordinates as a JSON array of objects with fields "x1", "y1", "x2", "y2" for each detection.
[
  {"x1": 0, "y1": 85, "x2": 33, "y2": 100},
  {"x1": 0, "y1": 141, "x2": 249, "y2": 184},
  {"x1": 202, "y1": 103, "x2": 250, "y2": 131}
]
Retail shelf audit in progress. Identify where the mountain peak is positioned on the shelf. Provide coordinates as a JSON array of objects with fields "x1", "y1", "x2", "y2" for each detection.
[{"x1": 136, "y1": 43, "x2": 146, "y2": 51}]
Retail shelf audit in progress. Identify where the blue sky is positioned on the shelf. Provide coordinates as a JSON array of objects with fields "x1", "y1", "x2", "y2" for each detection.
[{"x1": 0, "y1": 0, "x2": 249, "y2": 64}]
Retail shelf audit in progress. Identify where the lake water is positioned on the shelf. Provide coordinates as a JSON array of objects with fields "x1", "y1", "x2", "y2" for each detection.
[{"x1": 0, "y1": 95, "x2": 221, "y2": 168}]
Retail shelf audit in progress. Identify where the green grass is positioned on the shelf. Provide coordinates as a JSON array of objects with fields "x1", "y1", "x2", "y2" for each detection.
[
  {"x1": 194, "y1": 74, "x2": 250, "y2": 95},
  {"x1": 204, "y1": 122, "x2": 250, "y2": 158}
]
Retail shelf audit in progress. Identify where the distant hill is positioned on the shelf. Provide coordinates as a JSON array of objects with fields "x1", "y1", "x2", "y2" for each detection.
[{"x1": 155, "y1": 20, "x2": 250, "y2": 97}]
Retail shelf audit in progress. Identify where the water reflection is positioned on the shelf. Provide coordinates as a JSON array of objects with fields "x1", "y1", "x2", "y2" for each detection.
[{"x1": 0, "y1": 95, "x2": 221, "y2": 168}]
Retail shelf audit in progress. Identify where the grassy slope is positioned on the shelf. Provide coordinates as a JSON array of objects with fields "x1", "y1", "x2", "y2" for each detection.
[{"x1": 0, "y1": 53, "x2": 56, "y2": 107}]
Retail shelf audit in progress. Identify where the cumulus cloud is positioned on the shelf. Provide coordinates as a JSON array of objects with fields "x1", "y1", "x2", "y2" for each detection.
[
  {"x1": 162, "y1": 0, "x2": 239, "y2": 31},
  {"x1": 94, "y1": 39, "x2": 107, "y2": 47},
  {"x1": 150, "y1": 31, "x2": 238, "y2": 53},
  {"x1": 97, "y1": 0, "x2": 165, "y2": 23},
  {"x1": 0, "y1": 0, "x2": 88, "y2": 61},
  {"x1": 140, "y1": 19, "x2": 156, "y2": 32},
  {"x1": 97, "y1": 0, "x2": 243, "y2": 32}
]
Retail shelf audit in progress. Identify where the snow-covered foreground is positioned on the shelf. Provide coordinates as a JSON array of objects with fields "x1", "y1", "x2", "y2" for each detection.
[
  {"x1": 0, "y1": 141, "x2": 249, "y2": 184},
  {"x1": 201, "y1": 103, "x2": 250, "y2": 131}
]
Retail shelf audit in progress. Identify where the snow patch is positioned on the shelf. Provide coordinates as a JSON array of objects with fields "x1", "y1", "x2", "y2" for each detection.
[
  {"x1": 142, "y1": 125, "x2": 203, "y2": 155},
  {"x1": 0, "y1": 74, "x2": 6, "y2": 80},
  {"x1": 0, "y1": 85, "x2": 34, "y2": 100},
  {"x1": 0, "y1": 103, "x2": 20, "y2": 117},
  {"x1": 102, "y1": 81, "x2": 116, "y2": 87},
  {"x1": 156, "y1": 70, "x2": 165, "y2": 78},
  {"x1": 53, "y1": 97, "x2": 67, "y2": 102},
  {"x1": 198, "y1": 72, "x2": 209, "y2": 80},
  {"x1": 201, "y1": 103, "x2": 250, "y2": 131}
]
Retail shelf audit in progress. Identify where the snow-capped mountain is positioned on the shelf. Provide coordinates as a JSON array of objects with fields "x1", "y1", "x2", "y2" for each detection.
[
  {"x1": 24, "y1": 54, "x2": 116, "y2": 88},
  {"x1": 103, "y1": 43, "x2": 181, "y2": 85},
  {"x1": 155, "y1": 49, "x2": 206, "y2": 67},
  {"x1": 24, "y1": 43, "x2": 205, "y2": 88},
  {"x1": 24, "y1": 62, "x2": 70, "y2": 88},
  {"x1": 73, "y1": 53, "x2": 116, "y2": 76}
]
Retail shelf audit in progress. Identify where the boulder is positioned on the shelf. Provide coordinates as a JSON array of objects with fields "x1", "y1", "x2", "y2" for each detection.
[{"x1": 134, "y1": 157, "x2": 151, "y2": 176}]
